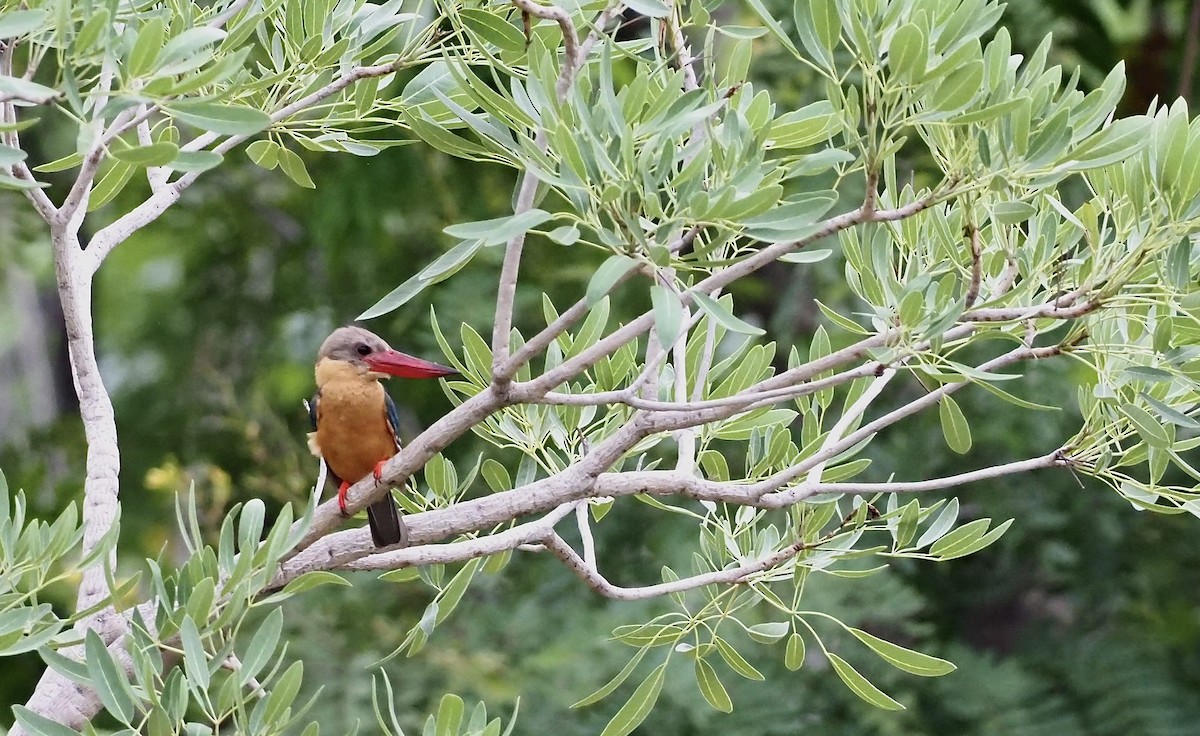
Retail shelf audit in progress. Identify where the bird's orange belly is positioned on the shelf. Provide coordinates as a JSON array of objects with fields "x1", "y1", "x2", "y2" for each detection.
[{"x1": 315, "y1": 389, "x2": 398, "y2": 485}]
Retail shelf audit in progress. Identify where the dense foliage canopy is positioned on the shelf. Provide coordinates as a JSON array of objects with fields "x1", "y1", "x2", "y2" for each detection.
[{"x1": 3, "y1": 0, "x2": 1200, "y2": 734}]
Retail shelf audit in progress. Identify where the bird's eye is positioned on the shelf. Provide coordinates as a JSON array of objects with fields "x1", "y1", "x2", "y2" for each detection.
[{"x1": 356, "y1": 344, "x2": 372, "y2": 356}]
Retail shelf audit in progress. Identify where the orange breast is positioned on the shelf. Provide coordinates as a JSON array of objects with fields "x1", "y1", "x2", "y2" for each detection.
[{"x1": 313, "y1": 372, "x2": 398, "y2": 485}]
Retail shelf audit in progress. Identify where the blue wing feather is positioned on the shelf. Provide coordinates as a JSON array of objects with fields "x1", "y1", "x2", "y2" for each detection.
[{"x1": 384, "y1": 391, "x2": 402, "y2": 450}]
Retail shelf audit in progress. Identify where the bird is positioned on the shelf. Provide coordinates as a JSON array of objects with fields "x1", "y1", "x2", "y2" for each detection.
[{"x1": 307, "y1": 325, "x2": 458, "y2": 547}]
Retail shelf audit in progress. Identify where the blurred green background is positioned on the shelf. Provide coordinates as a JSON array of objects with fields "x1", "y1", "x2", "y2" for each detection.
[{"x1": 3, "y1": 1, "x2": 1200, "y2": 733}]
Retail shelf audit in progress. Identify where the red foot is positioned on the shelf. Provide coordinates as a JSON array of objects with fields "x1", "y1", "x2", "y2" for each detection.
[
  {"x1": 337, "y1": 480, "x2": 351, "y2": 516},
  {"x1": 373, "y1": 460, "x2": 386, "y2": 482}
]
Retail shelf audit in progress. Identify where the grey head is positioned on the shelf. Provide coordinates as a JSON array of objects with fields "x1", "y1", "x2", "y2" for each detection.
[{"x1": 317, "y1": 325, "x2": 392, "y2": 366}]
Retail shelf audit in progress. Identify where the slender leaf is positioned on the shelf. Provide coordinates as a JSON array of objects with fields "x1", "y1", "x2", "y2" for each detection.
[
  {"x1": 651, "y1": 285, "x2": 684, "y2": 350},
  {"x1": 828, "y1": 653, "x2": 905, "y2": 710},
  {"x1": 849, "y1": 628, "x2": 956, "y2": 676},
  {"x1": 587, "y1": 255, "x2": 639, "y2": 305},
  {"x1": 167, "y1": 102, "x2": 272, "y2": 135},
  {"x1": 694, "y1": 658, "x2": 733, "y2": 713},
  {"x1": 599, "y1": 663, "x2": 666, "y2": 736}
]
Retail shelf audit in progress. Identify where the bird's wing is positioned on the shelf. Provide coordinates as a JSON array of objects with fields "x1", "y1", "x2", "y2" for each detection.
[
  {"x1": 306, "y1": 391, "x2": 322, "y2": 456},
  {"x1": 308, "y1": 390, "x2": 320, "y2": 431},
  {"x1": 384, "y1": 391, "x2": 402, "y2": 451},
  {"x1": 306, "y1": 391, "x2": 343, "y2": 485}
]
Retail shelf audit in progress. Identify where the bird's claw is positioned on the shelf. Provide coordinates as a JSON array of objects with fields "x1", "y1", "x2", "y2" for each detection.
[
  {"x1": 337, "y1": 480, "x2": 350, "y2": 517},
  {"x1": 373, "y1": 460, "x2": 386, "y2": 482}
]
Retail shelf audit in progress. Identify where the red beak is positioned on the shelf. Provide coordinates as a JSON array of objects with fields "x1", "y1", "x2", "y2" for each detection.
[{"x1": 364, "y1": 350, "x2": 459, "y2": 379}]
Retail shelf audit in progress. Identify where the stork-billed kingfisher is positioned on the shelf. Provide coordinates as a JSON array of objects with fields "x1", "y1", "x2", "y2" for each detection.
[{"x1": 308, "y1": 326, "x2": 457, "y2": 547}]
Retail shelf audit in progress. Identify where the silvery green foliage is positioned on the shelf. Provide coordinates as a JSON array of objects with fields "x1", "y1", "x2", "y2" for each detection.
[{"x1": 4, "y1": 0, "x2": 1200, "y2": 733}]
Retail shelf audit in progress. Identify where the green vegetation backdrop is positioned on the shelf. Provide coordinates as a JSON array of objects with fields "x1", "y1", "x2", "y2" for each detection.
[{"x1": 3, "y1": 0, "x2": 1200, "y2": 734}]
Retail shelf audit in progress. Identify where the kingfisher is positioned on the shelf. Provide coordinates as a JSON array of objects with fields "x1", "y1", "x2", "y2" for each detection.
[{"x1": 308, "y1": 326, "x2": 458, "y2": 547}]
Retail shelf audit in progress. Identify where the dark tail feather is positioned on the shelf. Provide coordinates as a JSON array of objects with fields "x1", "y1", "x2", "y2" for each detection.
[{"x1": 366, "y1": 496, "x2": 407, "y2": 547}]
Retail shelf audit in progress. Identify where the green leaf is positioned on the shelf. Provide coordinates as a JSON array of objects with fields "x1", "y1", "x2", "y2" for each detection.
[
  {"x1": 0, "y1": 9, "x2": 46, "y2": 39},
  {"x1": 87, "y1": 161, "x2": 135, "y2": 211},
  {"x1": 458, "y1": 9, "x2": 526, "y2": 52},
  {"x1": 992, "y1": 201, "x2": 1037, "y2": 225},
  {"x1": 745, "y1": 621, "x2": 789, "y2": 644},
  {"x1": 424, "y1": 558, "x2": 482, "y2": 632},
  {"x1": 74, "y1": 9, "x2": 111, "y2": 53},
  {"x1": 929, "y1": 60, "x2": 983, "y2": 112},
  {"x1": 766, "y1": 103, "x2": 838, "y2": 151},
  {"x1": 793, "y1": 0, "x2": 836, "y2": 67},
  {"x1": 128, "y1": 17, "x2": 165, "y2": 77},
  {"x1": 929, "y1": 517, "x2": 1014, "y2": 559},
  {"x1": 262, "y1": 661, "x2": 304, "y2": 726},
  {"x1": 622, "y1": 0, "x2": 670, "y2": 18},
  {"x1": 0, "y1": 143, "x2": 27, "y2": 166},
  {"x1": 240, "y1": 607, "x2": 283, "y2": 686},
  {"x1": 779, "y1": 248, "x2": 833, "y2": 264},
  {"x1": 828, "y1": 652, "x2": 905, "y2": 710},
  {"x1": 12, "y1": 705, "x2": 82, "y2": 736},
  {"x1": 599, "y1": 663, "x2": 666, "y2": 736},
  {"x1": 180, "y1": 615, "x2": 210, "y2": 689},
  {"x1": 246, "y1": 140, "x2": 280, "y2": 169},
  {"x1": 848, "y1": 628, "x2": 956, "y2": 676},
  {"x1": 694, "y1": 658, "x2": 733, "y2": 713},
  {"x1": 85, "y1": 630, "x2": 135, "y2": 723},
  {"x1": 587, "y1": 255, "x2": 639, "y2": 306},
  {"x1": 1123, "y1": 403, "x2": 1170, "y2": 448},
  {"x1": 548, "y1": 225, "x2": 580, "y2": 245},
  {"x1": 33, "y1": 151, "x2": 83, "y2": 173},
  {"x1": 1142, "y1": 393, "x2": 1200, "y2": 429},
  {"x1": 916, "y1": 498, "x2": 959, "y2": 549},
  {"x1": 443, "y1": 209, "x2": 552, "y2": 246},
  {"x1": 938, "y1": 396, "x2": 972, "y2": 453},
  {"x1": 744, "y1": 0, "x2": 800, "y2": 58},
  {"x1": 895, "y1": 500, "x2": 919, "y2": 549},
  {"x1": 0, "y1": 171, "x2": 47, "y2": 190},
  {"x1": 167, "y1": 101, "x2": 272, "y2": 135},
  {"x1": 888, "y1": 23, "x2": 926, "y2": 82},
  {"x1": 0, "y1": 75, "x2": 59, "y2": 103},
  {"x1": 358, "y1": 239, "x2": 482, "y2": 319},
  {"x1": 166, "y1": 151, "x2": 223, "y2": 172},
  {"x1": 481, "y1": 459, "x2": 512, "y2": 492},
  {"x1": 714, "y1": 637, "x2": 764, "y2": 681},
  {"x1": 689, "y1": 291, "x2": 764, "y2": 336},
  {"x1": 158, "y1": 27, "x2": 226, "y2": 68},
  {"x1": 435, "y1": 693, "x2": 465, "y2": 736},
  {"x1": 282, "y1": 570, "x2": 351, "y2": 596},
  {"x1": 784, "y1": 632, "x2": 806, "y2": 671},
  {"x1": 112, "y1": 141, "x2": 179, "y2": 167},
  {"x1": 572, "y1": 648, "x2": 649, "y2": 708},
  {"x1": 278, "y1": 148, "x2": 315, "y2": 188},
  {"x1": 651, "y1": 285, "x2": 684, "y2": 349}
]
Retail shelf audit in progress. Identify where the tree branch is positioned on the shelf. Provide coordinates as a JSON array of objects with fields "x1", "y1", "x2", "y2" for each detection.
[
  {"x1": 342, "y1": 503, "x2": 576, "y2": 571},
  {"x1": 539, "y1": 525, "x2": 826, "y2": 600},
  {"x1": 0, "y1": 41, "x2": 56, "y2": 221},
  {"x1": 490, "y1": 0, "x2": 597, "y2": 390},
  {"x1": 84, "y1": 56, "x2": 419, "y2": 274}
]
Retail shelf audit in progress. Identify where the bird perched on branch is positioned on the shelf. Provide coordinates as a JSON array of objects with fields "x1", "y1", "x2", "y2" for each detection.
[{"x1": 307, "y1": 326, "x2": 458, "y2": 547}]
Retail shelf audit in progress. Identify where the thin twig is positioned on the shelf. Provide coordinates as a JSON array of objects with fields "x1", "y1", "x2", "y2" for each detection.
[
  {"x1": 341, "y1": 503, "x2": 575, "y2": 571},
  {"x1": 575, "y1": 502, "x2": 596, "y2": 567},
  {"x1": 754, "y1": 343, "x2": 1067, "y2": 501},
  {"x1": 964, "y1": 222, "x2": 982, "y2": 308},
  {"x1": 805, "y1": 367, "x2": 895, "y2": 484},
  {"x1": 541, "y1": 529, "x2": 814, "y2": 600},
  {"x1": 511, "y1": 0, "x2": 580, "y2": 97},
  {"x1": 489, "y1": 0, "x2": 595, "y2": 389},
  {"x1": 0, "y1": 42, "x2": 55, "y2": 220}
]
